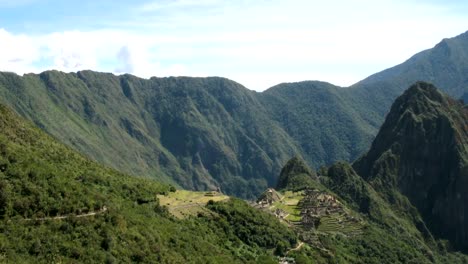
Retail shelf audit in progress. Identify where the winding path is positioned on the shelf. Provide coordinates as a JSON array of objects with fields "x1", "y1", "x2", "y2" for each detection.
[
  {"x1": 23, "y1": 206, "x2": 108, "y2": 221},
  {"x1": 287, "y1": 241, "x2": 304, "y2": 254}
]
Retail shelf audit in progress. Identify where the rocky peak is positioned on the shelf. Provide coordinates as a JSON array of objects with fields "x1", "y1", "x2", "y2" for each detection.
[
  {"x1": 354, "y1": 82, "x2": 468, "y2": 250},
  {"x1": 276, "y1": 156, "x2": 317, "y2": 191}
]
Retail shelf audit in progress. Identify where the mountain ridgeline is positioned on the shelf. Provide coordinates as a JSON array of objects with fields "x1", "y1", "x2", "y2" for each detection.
[
  {"x1": 276, "y1": 156, "x2": 318, "y2": 191},
  {"x1": 0, "y1": 72, "x2": 300, "y2": 198},
  {"x1": 354, "y1": 82, "x2": 468, "y2": 251},
  {"x1": 0, "y1": 31, "x2": 467, "y2": 198}
]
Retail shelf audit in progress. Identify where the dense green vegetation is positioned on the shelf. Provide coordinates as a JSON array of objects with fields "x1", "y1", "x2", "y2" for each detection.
[
  {"x1": 206, "y1": 198, "x2": 297, "y2": 255},
  {"x1": 260, "y1": 31, "x2": 468, "y2": 167},
  {"x1": 263, "y1": 83, "x2": 468, "y2": 263},
  {"x1": 1, "y1": 76, "x2": 468, "y2": 262},
  {"x1": 354, "y1": 82, "x2": 468, "y2": 251},
  {"x1": 0, "y1": 71, "x2": 300, "y2": 199},
  {"x1": 260, "y1": 81, "x2": 378, "y2": 167},
  {"x1": 276, "y1": 156, "x2": 318, "y2": 191},
  {"x1": 0, "y1": 103, "x2": 297, "y2": 263}
]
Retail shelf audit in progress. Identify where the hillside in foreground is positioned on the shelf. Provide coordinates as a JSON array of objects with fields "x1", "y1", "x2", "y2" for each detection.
[{"x1": 0, "y1": 103, "x2": 297, "y2": 263}]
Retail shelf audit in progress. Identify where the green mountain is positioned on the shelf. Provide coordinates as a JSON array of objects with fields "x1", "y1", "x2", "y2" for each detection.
[
  {"x1": 0, "y1": 72, "x2": 299, "y2": 198},
  {"x1": 261, "y1": 83, "x2": 468, "y2": 263},
  {"x1": 0, "y1": 102, "x2": 298, "y2": 263},
  {"x1": 354, "y1": 82, "x2": 468, "y2": 251},
  {"x1": 262, "y1": 30, "x2": 468, "y2": 168},
  {"x1": 259, "y1": 81, "x2": 378, "y2": 167},
  {"x1": 0, "y1": 32, "x2": 467, "y2": 199},
  {"x1": 276, "y1": 156, "x2": 318, "y2": 191},
  {"x1": 349, "y1": 30, "x2": 468, "y2": 122},
  {"x1": 2, "y1": 75, "x2": 468, "y2": 262}
]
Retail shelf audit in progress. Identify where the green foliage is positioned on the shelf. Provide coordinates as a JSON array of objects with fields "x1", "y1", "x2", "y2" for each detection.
[
  {"x1": 206, "y1": 198, "x2": 297, "y2": 250},
  {"x1": 0, "y1": 31, "x2": 468, "y2": 263},
  {"x1": 260, "y1": 81, "x2": 379, "y2": 169},
  {"x1": 276, "y1": 156, "x2": 318, "y2": 191},
  {"x1": 0, "y1": 103, "x2": 295, "y2": 263},
  {"x1": 0, "y1": 71, "x2": 301, "y2": 199},
  {"x1": 323, "y1": 161, "x2": 371, "y2": 213},
  {"x1": 354, "y1": 82, "x2": 468, "y2": 251}
]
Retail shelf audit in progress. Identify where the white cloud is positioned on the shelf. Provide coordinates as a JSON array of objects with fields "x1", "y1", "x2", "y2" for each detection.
[
  {"x1": 116, "y1": 46, "x2": 134, "y2": 73},
  {"x1": 0, "y1": 29, "x2": 186, "y2": 78},
  {"x1": 0, "y1": 29, "x2": 39, "y2": 73}
]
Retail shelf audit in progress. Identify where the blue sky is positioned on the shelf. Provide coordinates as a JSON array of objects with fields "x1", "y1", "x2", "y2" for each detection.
[{"x1": 0, "y1": 0, "x2": 467, "y2": 91}]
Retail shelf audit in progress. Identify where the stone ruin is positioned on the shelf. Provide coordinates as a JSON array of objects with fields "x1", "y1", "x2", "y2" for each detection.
[{"x1": 298, "y1": 189, "x2": 345, "y2": 229}]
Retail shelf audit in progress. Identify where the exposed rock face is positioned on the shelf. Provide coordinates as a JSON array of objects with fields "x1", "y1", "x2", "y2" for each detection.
[
  {"x1": 276, "y1": 156, "x2": 317, "y2": 191},
  {"x1": 354, "y1": 82, "x2": 468, "y2": 250}
]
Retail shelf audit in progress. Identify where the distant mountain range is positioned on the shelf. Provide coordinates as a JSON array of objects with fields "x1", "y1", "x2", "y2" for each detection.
[{"x1": 0, "y1": 31, "x2": 467, "y2": 198}]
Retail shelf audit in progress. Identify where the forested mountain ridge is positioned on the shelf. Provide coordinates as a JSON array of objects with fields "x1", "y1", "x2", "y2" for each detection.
[
  {"x1": 0, "y1": 31, "x2": 467, "y2": 198},
  {"x1": 0, "y1": 72, "x2": 300, "y2": 198},
  {"x1": 262, "y1": 30, "x2": 468, "y2": 168},
  {"x1": 348, "y1": 30, "x2": 468, "y2": 121}
]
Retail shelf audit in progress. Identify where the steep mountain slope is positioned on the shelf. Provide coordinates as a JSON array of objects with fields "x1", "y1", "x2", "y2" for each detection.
[
  {"x1": 0, "y1": 71, "x2": 300, "y2": 198},
  {"x1": 0, "y1": 102, "x2": 297, "y2": 263},
  {"x1": 350, "y1": 30, "x2": 468, "y2": 117},
  {"x1": 354, "y1": 82, "x2": 468, "y2": 251},
  {"x1": 259, "y1": 81, "x2": 378, "y2": 166},
  {"x1": 276, "y1": 156, "x2": 318, "y2": 191},
  {"x1": 1, "y1": 70, "x2": 374, "y2": 197},
  {"x1": 260, "y1": 31, "x2": 468, "y2": 167}
]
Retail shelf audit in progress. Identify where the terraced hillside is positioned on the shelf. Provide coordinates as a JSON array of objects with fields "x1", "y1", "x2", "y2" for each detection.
[
  {"x1": 157, "y1": 190, "x2": 229, "y2": 219},
  {"x1": 256, "y1": 188, "x2": 364, "y2": 248}
]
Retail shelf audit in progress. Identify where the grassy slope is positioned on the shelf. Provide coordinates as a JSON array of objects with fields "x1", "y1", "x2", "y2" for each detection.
[
  {"x1": 157, "y1": 190, "x2": 229, "y2": 219},
  {"x1": 1, "y1": 82, "x2": 468, "y2": 263},
  {"x1": 0, "y1": 103, "x2": 297, "y2": 263}
]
